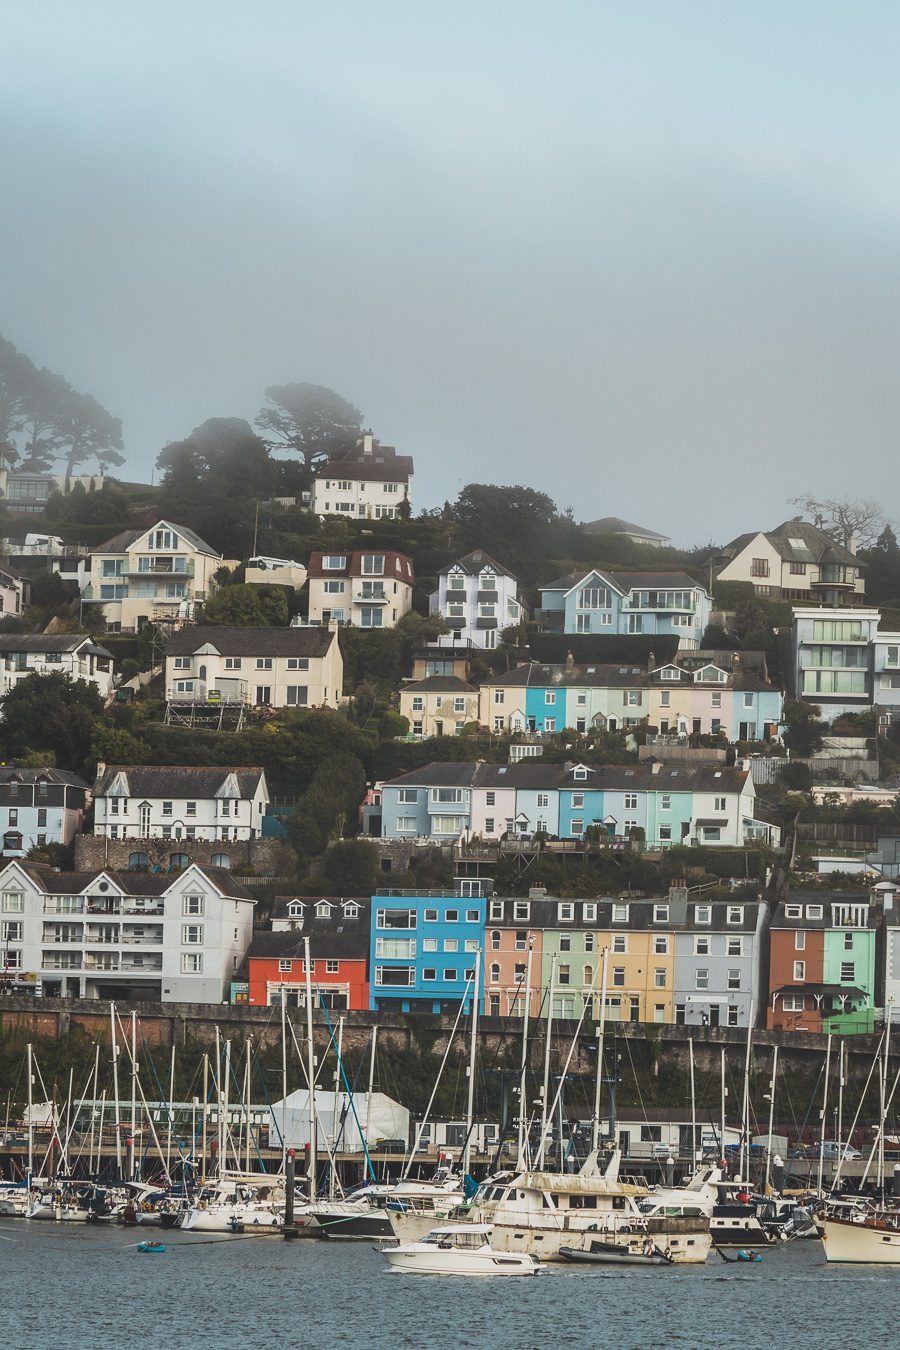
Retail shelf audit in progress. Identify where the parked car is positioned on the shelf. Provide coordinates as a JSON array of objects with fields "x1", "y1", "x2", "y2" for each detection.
[{"x1": 789, "y1": 1142, "x2": 860, "y2": 1160}]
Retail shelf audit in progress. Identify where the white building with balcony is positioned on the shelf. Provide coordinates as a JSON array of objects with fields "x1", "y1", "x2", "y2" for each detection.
[
  {"x1": 305, "y1": 550, "x2": 414, "y2": 628},
  {"x1": 92, "y1": 765, "x2": 269, "y2": 843},
  {"x1": 83, "y1": 519, "x2": 226, "y2": 631},
  {"x1": 164, "y1": 625, "x2": 343, "y2": 709},
  {"x1": 0, "y1": 635, "x2": 116, "y2": 699},
  {"x1": 428, "y1": 550, "x2": 523, "y2": 649},
  {"x1": 790, "y1": 607, "x2": 900, "y2": 722},
  {"x1": 0, "y1": 860, "x2": 255, "y2": 1002}
]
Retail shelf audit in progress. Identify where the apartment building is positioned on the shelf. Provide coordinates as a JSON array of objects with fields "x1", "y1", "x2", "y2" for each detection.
[
  {"x1": 368, "y1": 890, "x2": 486, "y2": 1014},
  {"x1": 0, "y1": 768, "x2": 89, "y2": 857}
]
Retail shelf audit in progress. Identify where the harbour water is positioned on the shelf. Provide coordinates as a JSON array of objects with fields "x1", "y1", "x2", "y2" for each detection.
[{"x1": 3, "y1": 1225, "x2": 899, "y2": 1350}]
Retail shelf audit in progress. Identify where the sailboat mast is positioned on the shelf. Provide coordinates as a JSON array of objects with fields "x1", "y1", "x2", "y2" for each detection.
[
  {"x1": 591, "y1": 946, "x2": 609, "y2": 1154},
  {"x1": 516, "y1": 938, "x2": 534, "y2": 1170},
  {"x1": 689, "y1": 1038, "x2": 697, "y2": 1168},
  {"x1": 130, "y1": 1010, "x2": 137, "y2": 1181},
  {"x1": 110, "y1": 1003, "x2": 122, "y2": 1181},
  {"x1": 836, "y1": 1040, "x2": 845, "y2": 1163},
  {"x1": 536, "y1": 955, "x2": 557, "y2": 1170},
  {"x1": 26, "y1": 1041, "x2": 33, "y2": 1184},
  {"x1": 280, "y1": 986, "x2": 288, "y2": 1176},
  {"x1": 363, "y1": 1025, "x2": 377, "y2": 1183},
  {"x1": 816, "y1": 1033, "x2": 833, "y2": 1197},
  {"x1": 720, "y1": 1047, "x2": 726, "y2": 1162},
  {"x1": 244, "y1": 1037, "x2": 253, "y2": 1175},
  {"x1": 462, "y1": 950, "x2": 481, "y2": 1180},
  {"x1": 764, "y1": 1045, "x2": 778, "y2": 1193},
  {"x1": 201, "y1": 1052, "x2": 209, "y2": 1183},
  {"x1": 166, "y1": 1042, "x2": 176, "y2": 1175},
  {"x1": 330, "y1": 1018, "x2": 344, "y2": 1199},
  {"x1": 739, "y1": 1000, "x2": 754, "y2": 1182},
  {"x1": 304, "y1": 935, "x2": 316, "y2": 1199}
]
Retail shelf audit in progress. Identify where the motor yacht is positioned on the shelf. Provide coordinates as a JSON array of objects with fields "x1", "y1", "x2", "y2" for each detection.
[{"x1": 381, "y1": 1223, "x2": 542, "y2": 1276}]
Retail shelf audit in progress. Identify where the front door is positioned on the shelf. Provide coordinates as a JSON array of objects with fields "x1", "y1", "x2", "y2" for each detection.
[
  {"x1": 434, "y1": 720, "x2": 443, "y2": 736},
  {"x1": 692, "y1": 718, "x2": 702, "y2": 735},
  {"x1": 630, "y1": 997, "x2": 640, "y2": 1023},
  {"x1": 709, "y1": 1005, "x2": 720, "y2": 1028},
  {"x1": 739, "y1": 721, "x2": 750, "y2": 740}
]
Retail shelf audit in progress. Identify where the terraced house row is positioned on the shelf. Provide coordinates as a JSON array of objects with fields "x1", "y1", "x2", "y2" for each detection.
[{"x1": 376, "y1": 760, "x2": 778, "y2": 849}]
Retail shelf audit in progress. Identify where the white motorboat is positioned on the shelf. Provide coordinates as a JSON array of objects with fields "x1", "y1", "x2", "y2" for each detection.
[
  {"x1": 0, "y1": 1184, "x2": 32, "y2": 1217},
  {"x1": 381, "y1": 1224, "x2": 542, "y2": 1276},
  {"x1": 383, "y1": 1166, "x2": 468, "y2": 1241},
  {"x1": 639, "y1": 1166, "x2": 772, "y2": 1249},
  {"x1": 823, "y1": 1210, "x2": 900, "y2": 1263}
]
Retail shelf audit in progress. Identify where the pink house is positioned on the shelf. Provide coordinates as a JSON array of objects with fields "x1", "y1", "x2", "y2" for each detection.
[{"x1": 484, "y1": 905, "x2": 544, "y2": 1017}]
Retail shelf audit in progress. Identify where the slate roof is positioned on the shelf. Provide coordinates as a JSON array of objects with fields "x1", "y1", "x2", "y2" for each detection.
[
  {"x1": 583, "y1": 517, "x2": 670, "y2": 542},
  {"x1": 438, "y1": 550, "x2": 517, "y2": 579},
  {"x1": 0, "y1": 634, "x2": 113, "y2": 658},
  {"x1": 484, "y1": 658, "x2": 776, "y2": 694},
  {"x1": 0, "y1": 768, "x2": 89, "y2": 788},
  {"x1": 541, "y1": 569, "x2": 706, "y2": 595},
  {"x1": 254, "y1": 897, "x2": 371, "y2": 961},
  {"x1": 384, "y1": 760, "x2": 751, "y2": 794},
  {"x1": 93, "y1": 765, "x2": 266, "y2": 799},
  {"x1": 94, "y1": 519, "x2": 220, "y2": 557},
  {"x1": 306, "y1": 551, "x2": 415, "y2": 582},
  {"x1": 717, "y1": 520, "x2": 860, "y2": 569},
  {"x1": 15, "y1": 863, "x2": 253, "y2": 899},
  {"x1": 770, "y1": 892, "x2": 875, "y2": 930},
  {"x1": 315, "y1": 439, "x2": 413, "y2": 482},
  {"x1": 165, "y1": 626, "x2": 336, "y2": 658},
  {"x1": 401, "y1": 676, "x2": 477, "y2": 694},
  {"x1": 487, "y1": 894, "x2": 764, "y2": 932}
]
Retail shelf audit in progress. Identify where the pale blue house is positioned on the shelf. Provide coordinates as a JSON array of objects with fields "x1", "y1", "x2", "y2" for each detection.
[{"x1": 538, "y1": 569, "x2": 711, "y2": 650}]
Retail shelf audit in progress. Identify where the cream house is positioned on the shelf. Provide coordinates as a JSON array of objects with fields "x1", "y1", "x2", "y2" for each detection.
[
  {"x1": 92, "y1": 765, "x2": 270, "y2": 842},
  {"x1": 83, "y1": 519, "x2": 225, "y2": 631},
  {"x1": 306, "y1": 550, "x2": 414, "y2": 628},
  {"x1": 398, "y1": 676, "x2": 479, "y2": 738},
  {"x1": 713, "y1": 520, "x2": 865, "y2": 604},
  {"x1": 164, "y1": 624, "x2": 343, "y2": 709}
]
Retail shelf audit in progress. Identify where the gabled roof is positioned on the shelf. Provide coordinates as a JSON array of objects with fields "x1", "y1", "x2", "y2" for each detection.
[
  {"x1": 485, "y1": 661, "x2": 650, "y2": 690},
  {"x1": 0, "y1": 768, "x2": 89, "y2": 788},
  {"x1": 256, "y1": 896, "x2": 371, "y2": 960},
  {"x1": 93, "y1": 765, "x2": 267, "y2": 800},
  {"x1": 315, "y1": 437, "x2": 413, "y2": 483},
  {"x1": 542, "y1": 568, "x2": 706, "y2": 596},
  {"x1": 0, "y1": 634, "x2": 113, "y2": 658},
  {"x1": 93, "y1": 519, "x2": 220, "y2": 558},
  {"x1": 306, "y1": 551, "x2": 415, "y2": 582},
  {"x1": 384, "y1": 760, "x2": 751, "y2": 794},
  {"x1": 718, "y1": 520, "x2": 860, "y2": 569},
  {"x1": 7, "y1": 862, "x2": 253, "y2": 900},
  {"x1": 439, "y1": 550, "x2": 517, "y2": 579},
  {"x1": 165, "y1": 626, "x2": 337, "y2": 658}
]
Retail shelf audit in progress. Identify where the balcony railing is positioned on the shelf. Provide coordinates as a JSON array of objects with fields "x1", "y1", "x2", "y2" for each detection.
[{"x1": 125, "y1": 560, "x2": 195, "y2": 578}]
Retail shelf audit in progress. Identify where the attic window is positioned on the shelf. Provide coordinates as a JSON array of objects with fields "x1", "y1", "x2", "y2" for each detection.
[
  {"x1": 316, "y1": 901, "x2": 333, "y2": 917},
  {"x1": 572, "y1": 767, "x2": 588, "y2": 781},
  {"x1": 788, "y1": 537, "x2": 806, "y2": 549},
  {"x1": 343, "y1": 902, "x2": 360, "y2": 918},
  {"x1": 287, "y1": 901, "x2": 304, "y2": 917},
  {"x1": 660, "y1": 668, "x2": 680, "y2": 680}
]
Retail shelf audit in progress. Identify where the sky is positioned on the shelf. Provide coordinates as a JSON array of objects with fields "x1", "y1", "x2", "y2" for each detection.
[{"x1": 2, "y1": 1, "x2": 900, "y2": 546}]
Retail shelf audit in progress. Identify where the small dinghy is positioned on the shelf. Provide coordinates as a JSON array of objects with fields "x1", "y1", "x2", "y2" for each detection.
[
  {"x1": 136, "y1": 1241, "x2": 167, "y2": 1254},
  {"x1": 559, "y1": 1238, "x2": 674, "y2": 1267}
]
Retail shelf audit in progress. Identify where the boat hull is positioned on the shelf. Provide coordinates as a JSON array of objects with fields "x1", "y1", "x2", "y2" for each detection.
[
  {"x1": 487, "y1": 1220, "x2": 711, "y2": 1264},
  {"x1": 823, "y1": 1216, "x2": 900, "y2": 1264},
  {"x1": 383, "y1": 1249, "x2": 541, "y2": 1276},
  {"x1": 559, "y1": 1244, "x2": 670, "y2": 1266}
]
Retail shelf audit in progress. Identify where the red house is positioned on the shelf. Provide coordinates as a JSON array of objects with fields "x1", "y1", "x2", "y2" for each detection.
[{"x1": 246, "y1": 896, "x2": 370, "y2": 1010}]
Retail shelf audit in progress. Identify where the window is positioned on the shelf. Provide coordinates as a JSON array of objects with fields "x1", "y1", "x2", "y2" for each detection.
[
  {"x1": 361, "y1": 554, "x2": 385, "y2": 575},
  {"x1": 653, "y1": 905, "x2": 668, "y2": 923},
  {"x1": 793, "y1": 961, "x2": 805, "y2": 981},
  {"x1": 422, "y1": 938, "x2": 438, "y2": 953},
  {"x1": 376, "y1": 937, "x2": 416, "y2": 959},
  {"x1": 612, "y1": 967, "x2": 625, "y2": 987},
  {"x1": 653, "y1": 935, "x2": 669, "y2": 954},
  {"x1": 583, "y1": 902, "x2": 597, "y2": 922},
  {"x1": 183, "y1": 895, "x2": 204, "y2": 916},
  {"x1": 624, "y1": 793, "x2": 638, "y2": 810},
  {"x1": 536, "y1": 793, "x2": 549, "y2": 809},
  {"x1": 579, "y1": 586, "x2": 611, "y2": 609},
  {"x1": 654, "y1": 968, "x2": 666, "y2": 988},
  {"x1": 727, "y1": 968, "x2": 741, "y2": 990},
  {"x1": 544, "y1": 718, "x2": 556, "y2": 733},
  {"x1": 278, "y1": 959, "x2": 293, "y2": 973},
  {"x1": 559, "y1": 933, "x2": 571, "y2": 952},
  {"x1": 558, "y1": 902, "x2": 574, "y2": 922},
  {"x1": 376, "y1": 966, "x2": 416, "y2": 986},
  {"x1": 570, "y1": 819, "x2": 583, "y2": 836},
  {"x1": 612, "y1": 904, "x2": 628, "y2": 923},
  {"x1": 840, "y1": 961, "x2": 855, "y2": 982},
  {"x1": 323, "y1": 555, "x2": 347, "y2": 570},
  {"x1": 558, "y1": 963, "x2": 570, "y2": 985},
  {"x1": 727, "y1": 907, "x2": 743, "y2": 926},
  {"x1": 444, "y1": 938, "x2": 459, "y2": 953},
  {"x1": 727, "y1": 937, "x2": 743, "y2": 957},
  {"x1": 224, "y1": 657, "x2": 242, "y2": 670},
  {"x1": 182, "y1": 924, "x2": 203, "y2": 944},
  {"x1": 694, "y1": 935, "x2": 710, "y2": 956},
  {"x1": 727, "y1": 1006, "x2": 739, "y2": 1027},
  {"x1": 695, "y1": 905, "x2": 711, "y2": 925},
  {"x1": 514, "y1": 930, "x2": 528, "y2": 951},
  {"x1": 395, "y1": 816, "x2": 417, "y2": 833},
  {"x1": 584, "y1": 933, "x2": 594, "y2": 953},
  {"x1": 750, "y1": 558, "x2": 770, "y2": 577},
  {"x1": 782, "y1": 995, "x2": 806, "y2": 1013},
  {"x1": 571, "y1": 792, "x2": 584, "y2": 808},
  {"x1": 287, "y1": 658, "x2": 310, "y2": 671},
  {"x1": 181, "y1": 952, "x2": 203, "y2": 973},
  {"x1": 613, "y1": 934, "x2": 626, "y2": 953},
  {"x1": 794, "y1": 930, "x2": 806, "y2": 950},
  {"x1": 442, "y1": 968, "x2": 457, "y2": 982},
  {"x1": 513, "y1": 902, "x2": 530, "y2": 922},
  {"x1": 785, "y1": 904, "x2": 801, "y2": 919},
  {"x1": 659, "y1": 825, "x2": 672, "y2": 842},
  {"x1": 695, "y1": 969, "x2": 709, "y2": 990},
  {"x1": 173, "y1": 656, "x2": 190, "y2": 670},
  {"x1": 843, "y1": 931, "x2": 854, "y2": 950},
  {"x1": 2, "y1": 893, "x2": 24, "y2": 913},
  {"x1": 286, "y1": 686, "x2": 309, "y2": 706},
  {"x1": 806, "y1": 905, "x2": 823, "y2": 920},
  {"x1": 2, "y1": 921, "x2": 22, "y2": 941},
  {"x1": 256, "y1": 658, "x2": 273, "y2": 670},
  {"x1": 445, "y1": 908, "x2": 459, "y2": 922}
]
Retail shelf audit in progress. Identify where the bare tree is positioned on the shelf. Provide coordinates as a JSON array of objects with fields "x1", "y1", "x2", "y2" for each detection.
[{"x1": 787, "y1": 495, "x2": 888, "y2": 551}]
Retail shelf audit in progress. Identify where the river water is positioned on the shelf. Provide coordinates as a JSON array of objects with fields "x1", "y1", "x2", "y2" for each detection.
[{"x1": 3, "y1": 1222, "x2": 897, "y2": 1350}]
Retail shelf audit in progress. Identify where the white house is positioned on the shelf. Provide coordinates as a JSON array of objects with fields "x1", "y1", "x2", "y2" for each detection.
[
  {"x1": 714, "y1": 520, "x2": 866, "y2": 604},
  {"x1": 311, "y1": 433, "x2": 413, "y2": 521},
  {"x1": 305, "y1": 550, "x2": 414, "y2": 628},
  {"x1": 0, "y1": 860, "x2": 255, "y2": 1002},
  {"x1": 0, "y1": 635, "x2": 116, "y2": 699},
  {"x1": 83, "y1": 519, "x2": 227, "y2": 631},
  {"x1": 164, "y1": 625, "x2": 344, "y2": 709},
  {"x1": 92, "y1": 765, "x2": 270, "y2": 843},
  {"x1": 428, "y1": 550, "x2": 523, "y2": 649},
  {"x1": 0, "y1": 565, "x2": 29, "y2": 619},
  {"x1": 0, "y1": 768, "x2": 89, "y2": 857}
]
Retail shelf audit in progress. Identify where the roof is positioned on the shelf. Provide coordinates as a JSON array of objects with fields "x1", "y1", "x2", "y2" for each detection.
[
  {"x1": 0, "y1": 768, "x2": 89, "y2": 788},
  {"x1": 541, "y1": 569, "x2": 706, "y2": 595},
  {"x1": 439, "y1": 550, "x2": 517, "y2": 579},
  {"x1": 718, "y1": 520, "x2": 860, "y2": 569},
  {"x1": 583, "y1": 517, "x2": 670, "y2": 542},
  {"x1": 306, "y1": 551, "x2": 414, "y2": 582},
  {"x1": 165, "y1": 626, "x2": 337, "y2": 658},
  {"x1": 315, "y1": 438, "x2": 413, "y2": 483},
  {"x1": 772, "y1": 983, "x2": 868, "y2": 1000},
  {"x1": 93, "y1": 519, "x2": 220, "y2": 558},
  {"x1": 384, "y1": 760, "x2": 751, "y2": 794},
  {"x1": 93, "y1": 765, "x2": 267, "y2": 800},
  {"x1": 771, "y1": 892, "x2": 874, "y2": 929},
  {"x1": 0, "y1": 634, "x2": 113, "y2": 658},
  {"x1": 253, "y1": 897, "x2": 371, "y2": 961},
  {"x1": 401, "y1": 676, "x2": 477, "y2": 694},
  {"x1": 486, "y1": 894, "x2": 764, "y2": 933},
  {"x1": 11, "y1": 862, "x2": 253, "y2": 899}
]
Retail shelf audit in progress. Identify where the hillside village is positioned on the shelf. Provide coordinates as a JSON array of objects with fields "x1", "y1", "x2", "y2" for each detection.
[{"x1": 2, "y1": 349, "x2": 900, "y2": 1041}]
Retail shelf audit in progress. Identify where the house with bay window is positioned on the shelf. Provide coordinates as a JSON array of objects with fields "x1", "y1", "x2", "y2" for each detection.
[
  {"x1": 164, "y1": 625, "x2": 343, "y2": 709},
  {"x1": 713, "y1": 520, "x2": 866, "y2": 604},
  {"x1": 369, "y1": 890, "x2": 485, "y2": 1013},
  {"x1": 83, "y1": 520, "x2": 226, "y2": 631},
  {"x1": 428, "y1": 550, "x2": 523, "y2": 649},
  {"x1": 537, "y1": 570, "x2": 710, "y2": 650},
  {"x1": 305, "y1": 550, "x2": 414, "y2": 628}
]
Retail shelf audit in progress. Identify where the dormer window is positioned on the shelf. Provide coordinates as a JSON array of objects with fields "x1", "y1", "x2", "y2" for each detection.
[
  {"x1": 361, "y1": 555, "x2": 385, "y2": 575},
  {"x1": 660, "y1": 668, "x2": 680, "y2": 681},
  {"x1": 727, "y1": 906, "x2": 743, "y2": 925},
  {"x1": 343, "y1": 902, "x2": 360, "y2": 918},
  {"x1": 806, "y1": 904, "x2": 823, "y2": 920},
  {"x1": 784, "y1": 904, "x2": 802, "y2": 919},
  {"x1": 653, "y1": 904, "x2": 669, "y2": 923},
  {"x1": 287, "y1": 901, "x2": 305, "y2": 918},
  {"x1": 323, "y1": 555, "x2": 347, "y2": 570},
  {"x1": 558, "y1": 902, "x2": 574, "y2": 922},
  {"x1": 612, "y1": 903, "x2": 629, "y2": 923},
  {"x1": 316, "y1": 901, "x2": 333, "y2": 918},
  {"x1": 572, "y1": 766, "x2": 588, "y2": 781},
  {"x1": 695, "y1": 905, "x2": 711, "y2": 925}
]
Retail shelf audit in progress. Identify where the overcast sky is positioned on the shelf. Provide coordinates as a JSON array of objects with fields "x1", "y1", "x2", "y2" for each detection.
[{"x1": 2, "y1": 2, "x2": 899, "y2": 545}]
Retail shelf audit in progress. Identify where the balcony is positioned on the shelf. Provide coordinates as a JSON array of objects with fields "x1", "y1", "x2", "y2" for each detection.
[
  {"x1": 42, "y1": 927, "x2": 84, "y2": 944},
  {"x1": 125, "y1": 560, "x2": 195, "y2": 578},
  {"x1": 353, "y1": 590, "x2": 388, "y2": 605},
  {"x1": 121, "y1": 902, "x2": 165, "y2": 917},
  {"x1": 42, "y1": 956, "x2": 83, "y2": 971},
  {"x1": 43, "y1": 900, "x2": 85, "y2": 915},
  {"x1": 121, "y1": 955, "x2": 163, "y2": 971},
  {"x1": 120, "y1": 927, "x2": 164, "y2": 945},
  {"x1": 84, "y1": 955, "x2": 120, "y2": 972},
  {"x1": 86, "y1": 898, "x2": 121, "y2": 915},
  {"x1": 167, "y1": 680, "x2": 249, "y2": 705}
]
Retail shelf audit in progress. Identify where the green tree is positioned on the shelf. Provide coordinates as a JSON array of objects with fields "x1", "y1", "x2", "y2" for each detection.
[
  {"x1": 781, "y1": 698, "x2": 826, "y2": 757},
  {"x1": 0, "y1": 672, "x2": 104, "y2": 771},
  {"x1": 156, "y1": 418, "x2": 276, "y2": 555},
  {"x1": 56, "y1": 388, "x2": 124, "y2": 482},
  {"x1": 255, "y1": 383, "x2": 363, "y2": 473},
  {"x1": 860, "y1": 525, "x2": 900, "y2": 603},
  {"x1": 199, "y1": 583, "x2": 289, "y2": 627},
  {"x1": 447, "y1": 484, "x2": 558, "y2": 577},
  {"x1": 319, "y1": 839, "x2": 379, "y2": 893},
  {"x1": 777, "y1": 761, "x2": 814, "y2": 792}
]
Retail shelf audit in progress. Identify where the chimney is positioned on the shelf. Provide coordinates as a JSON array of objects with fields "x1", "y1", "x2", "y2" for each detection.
[
  {"x1": 565, "y1": 651, "x2": 574, "y2": 674},
  {"x1": 647, "y1": 649, "x2": 656, "y2": 674},
  {"x1": 96, "y1": 761, "x2": 106, "y2": 780},
  {"x1": 650, "y1": 760, "x2": 661, "y2": 774},
  {"x1": 362, "y1": 432, "x2": 374, "y2": 457},
  {"x1": 849, "y1": 530, "x2": 858, "y2": 555}
]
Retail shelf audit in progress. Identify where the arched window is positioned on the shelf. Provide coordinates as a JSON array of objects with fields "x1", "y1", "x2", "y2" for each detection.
[
  {"x1": 211, "y1": 852, "x2": 231, "y2": 869},
  {"x1": 490, "y1": 929, "x2": 501, "y2": 950},
  {"x1": 489, "y1": 963, "x2": 500, "y2": 984},
  {"x1": 583, "y1": 965, "x2": 593, "y2": 987},
  {"x1": 169, "y1": 853, "x2": 189, "y2": 871},
  {"x1": 128, "y1": 851, "x2": 150, "y2": 870}
]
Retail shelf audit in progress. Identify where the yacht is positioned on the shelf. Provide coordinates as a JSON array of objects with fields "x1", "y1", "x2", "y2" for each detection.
[
  {"x1": 180, "y1": 1176, "x2": 285, "y2": 1232},
  {"x1": 384, "y1": 1166, "x2": 469, "y2": 1241},
  {"x1": 300, "y1": 1189, "x2": 395, "y2": 1240},
  {"x1": 381, "y1": 1223, "x2": 542, "y2": 1277},
  {"x1": 822, "y1": 1207, "x2": 900, "y2": 1263},
  {"x1": 459, "y1": 1150, "x2": 711, "y2": 1263},
  {"x1": 638, "y1": 1166, "x2": 772, "y2": 1249}
]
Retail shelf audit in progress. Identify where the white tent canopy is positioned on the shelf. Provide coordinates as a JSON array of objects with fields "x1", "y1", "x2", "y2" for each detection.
[{"x1": 270, "y1": 1090, "x2": 409, "y2": 1154}]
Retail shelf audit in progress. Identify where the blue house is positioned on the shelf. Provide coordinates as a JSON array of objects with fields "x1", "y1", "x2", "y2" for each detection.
[
  {"x1": 369, "y1": 891, "x2": 486, "y2": 1013},
  {"x1": 538, "y1": 569, "x2": 711, "y2": 650}
]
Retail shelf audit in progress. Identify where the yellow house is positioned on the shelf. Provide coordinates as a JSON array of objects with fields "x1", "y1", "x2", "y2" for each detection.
[{"x1": 595, "y1": 898, "x2": 677, "y2": 1023}]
